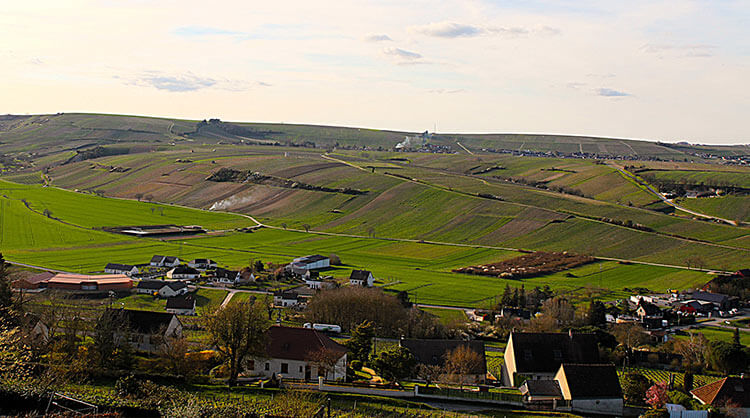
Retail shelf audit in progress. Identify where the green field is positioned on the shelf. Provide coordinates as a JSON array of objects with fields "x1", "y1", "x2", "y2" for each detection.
[{"x1": 678, "y1": 196, "x2": 750, "y2": 223}]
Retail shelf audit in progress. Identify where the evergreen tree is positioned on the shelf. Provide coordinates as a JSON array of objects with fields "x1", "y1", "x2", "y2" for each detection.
[
  {"x1": 345, "y1": 320, "x2": 375, "y2": 363},
  {"x1": 500, "y1": 284, "x2": 513, "y2": 307},
  {"x1": 518, "y1": 285, "x2": 526, "y2": 308},
  {"x1": 733, "y1": 327, "x2": 741, "y2": 346},
  {"x1": 511, "y1": 288, "x2": 519, "y2": 307}
]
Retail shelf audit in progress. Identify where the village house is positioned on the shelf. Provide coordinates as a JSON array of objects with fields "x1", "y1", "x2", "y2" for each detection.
[
  {"x1": 691, "y1": 376, "x2": 750, "y2": 416},
  {"x1": 305, "y1": 272, "x2": 337, "y2": 290},
  {"x1": 46, "y1": 273, "x2": 133, "y2": 292},
  {"x1": 111, "y1": 309, "x2": 183, "y2": 352},
  {"x1": 11, "y1": 271, "x2": 55, "y2": 290},
  {"x1": 502, "y1": 331, "x2": 600, "y2": 387},
  {"x1": 150, "y1": 255, "x2": 181, "y2": 268},
  {"x1": 554, "y1": 364, "x2": 623, "y2": 416},
  {"x1": 165, "y1": 294, "x2": 196, "y2": 315},
  {"x1": 249, "y1": 326, "x2": 347, "y2": 381},
  {"x1": 212, "y1": 267, "x2": 242, "y2": 285},
  {"x1": 104, "y1": 263, "x2": 139, "y2": 276},
  {"x1": 187, "y1": 259, "x2": 217, "y2": 271},
  {"x1": 166, "y1": 265, "x2": 200, "y2": 280},
  {"x1": 636, "y1": 300, "x2": 663, "y2": 320},
  {"x1": 286, "y1": 255, "x2": 330, "y2": 275},
  {"x1": 348, "y1": 270, "x2": 374, "y2": 287},
  {"x1": 136, "y1": 279, "x2": 189, "y2": 298},
  {"x1": 273, "y1": 291, "x2": 300, "y2": 308},
  {"x1": 400, "y1": 339, "x2": 487, "y2": 384}
]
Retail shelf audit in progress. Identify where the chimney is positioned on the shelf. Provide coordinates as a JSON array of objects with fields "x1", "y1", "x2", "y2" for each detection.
[{"x1": 569, "y1": 329, "x2": 573, "y2": 339}]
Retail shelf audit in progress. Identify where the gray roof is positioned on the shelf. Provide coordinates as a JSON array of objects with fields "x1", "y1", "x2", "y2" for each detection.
[
  {"x1": 508, "y1": 332, "x2": 600, "y2": 374},
  {"x1": 166, "y1": 295, "x2": 195, "y2": 310},
  {"x1": 349, "y1": 270, "x2": 372, "y2": 280},
  {"x1": 106, "y1": 263, "x2": 136, "y2": 271},
  {"x1": 692, "y1": 291, "x2": 729, "y2": 304},
  {"x1": 138, "y1": 280, "x2": 167, "y2": 290},
  {"x1": 520, "y1": 380, "x2": 562, "y2": 398}
]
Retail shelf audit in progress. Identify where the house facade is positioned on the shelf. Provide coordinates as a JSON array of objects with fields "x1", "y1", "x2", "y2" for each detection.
[
  {"x1": 691, "y1": 377, "x2": 750, "y2": 416},
  {"x1": 554, "y1": 364, "x2": 623, "y2": 416},
  {"x1": 250, "y1": 326, "x2": 347, "y2": 381},
  {"x1": 109, "y1": 309, "x2": 183, "y2": 352},
  {"x1": 166, "y1": 265, "x2": 200, "y2": 280},
  {"x1": 349, "y1": 270, "x2": 374, "y2": 287},
  {"x1": 502, "y1": 331, "x2": 600, "y2": 386},
  {"x1": 274, "y1": 291, "x2": 300, "y2": 308}
]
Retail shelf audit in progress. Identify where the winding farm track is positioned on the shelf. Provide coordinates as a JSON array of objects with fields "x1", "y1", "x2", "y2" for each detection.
[{"x1": 607, "y1": 162, "x2": 738, "y2": 226}]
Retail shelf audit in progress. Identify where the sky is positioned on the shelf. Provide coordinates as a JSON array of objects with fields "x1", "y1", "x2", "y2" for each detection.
[{"x1": 2, "y1": 0, "x2": 749, "y2": 144}]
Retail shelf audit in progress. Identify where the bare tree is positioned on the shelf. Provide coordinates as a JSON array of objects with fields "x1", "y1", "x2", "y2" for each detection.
[
  {"x1": 675, "y1": 332, "x2": 709, "y2": 370},
  {"x1": 302, "y1": 224, "x2": 311, "y2": 233},
  {"x1": 134, "y1": 193, "x2": 143, "y2": 202},
  {"x1": 416, "y1": 363, "x2": 443, "y2": 387},
  {"x1": 611, "y1": 322, "x2": 649, "y2": 367},
  {"x1": 158, "y1": 334, "x2": 191, "y2": 376},
  {"x1": 441, "y1": 345, "x2": 484, "y2": 390},
  {"x1": 308, "y1": 348, "x2": 343, "y2": 380},
  {"x1": 203, "y1": 300, "x2": 269, "y2": 386}
]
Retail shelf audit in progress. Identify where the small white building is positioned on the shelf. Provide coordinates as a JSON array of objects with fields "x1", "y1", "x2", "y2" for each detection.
[
  {"x1": 349, "y1": 270, "x2": 374, "y2": 287},
  {"x1": 305, "y1": 275, "x2": 336, "y2": 290},
  {"x1": 249, "y1": 326, "x2": 347, "y2": 381},
  {"x1": 286, "y1": 255, "x2": 330, "y2": 275}
]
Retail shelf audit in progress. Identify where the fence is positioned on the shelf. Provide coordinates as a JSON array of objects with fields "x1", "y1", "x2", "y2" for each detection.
[{"x1": 415, "y1": 385, "x2": 523, "y2": 406}]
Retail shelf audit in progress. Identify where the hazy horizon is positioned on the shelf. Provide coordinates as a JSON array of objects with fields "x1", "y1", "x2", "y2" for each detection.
[{"x1": 3, "y1": 1, "x2": 749, "y2": 144}]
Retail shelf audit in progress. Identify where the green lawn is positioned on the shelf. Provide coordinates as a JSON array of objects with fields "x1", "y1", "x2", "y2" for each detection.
[
  {"x1": 677, "y1": 327, "x2": 750, "y2": 346},
  {"x1": 420, "y1": 307, "x2": 467, "y2": 324}
]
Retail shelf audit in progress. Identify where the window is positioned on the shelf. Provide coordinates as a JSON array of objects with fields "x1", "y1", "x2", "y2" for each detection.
[
  {"x1": 265, "y1": 363, "x2": 270, "y2": 371},
  {"x1": 299, "y1": 366, "x2": 303, "y2": 373},
  {"x1": 281, "y1": 363, "x2": 288, "y2": 373}
]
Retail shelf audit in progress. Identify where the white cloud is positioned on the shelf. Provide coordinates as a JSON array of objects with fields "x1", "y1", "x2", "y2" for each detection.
[
  {"x1": 364, "y1": 34, "x2": 392, "y2": 42},
  {"x1": 382, "y1": 47, "x2": 422, "y2": 61},
  {"x1": 641, "y1": 44, "x2": 716, "y2": 58},
  {"x1": 409, "y1": 21, "x2": 560, "y2": 39}
]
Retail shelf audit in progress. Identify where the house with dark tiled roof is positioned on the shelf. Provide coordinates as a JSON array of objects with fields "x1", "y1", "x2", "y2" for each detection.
[
  {"x1": 166, "y1": 265, "x2": 200, "y2": 280},
  {"x1": 106, "y1": 308, "x2": 182, "y2": 352},
  {"x1": 166, "y1": 294, "x2": 196, "y2": 315},
  {"x1": 250, "y1": 326, "x2": 347, "y2": 381},
  {"x1": 150, "y1": 255, "x2": 181, "y2": 267},
  {"x1": 349, "y1": 270, "x2": 374, "y2": 287},
  {"x1": 502, "y1": 331, "x2": 600, "y2": 386},
  {"x1": 188, "y1": 259, "x2": 217, "y2": 271},
  {"x1": 520, "y1": 380, "x2": 563, "y2": 407},
  {"x1": 136, "y1": 280, "x2": 189, "y2": 298},
  {"x1": 401, "y1": 339, "x2": 486, "y2": 384},
  {"x1": 105, "y1": 263, "x2": 139, "y2": 276},
  {"x1": 273, "y1": 291, "x2": 300, "y2": 308},
  {"x1": 212, "y1": 267, "x2": 243, "y2": 285},
  {"x1": 692, "y1": 377, "x2": 750, "y2": 415},
  {"x1": 554, "y1": 364, "x2": 623, "y2": 416}
]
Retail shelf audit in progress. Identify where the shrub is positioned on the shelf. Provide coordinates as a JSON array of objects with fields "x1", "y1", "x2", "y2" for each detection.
[{"x1": 350, "y1": 360, "x2": 363, "y2": 371}]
